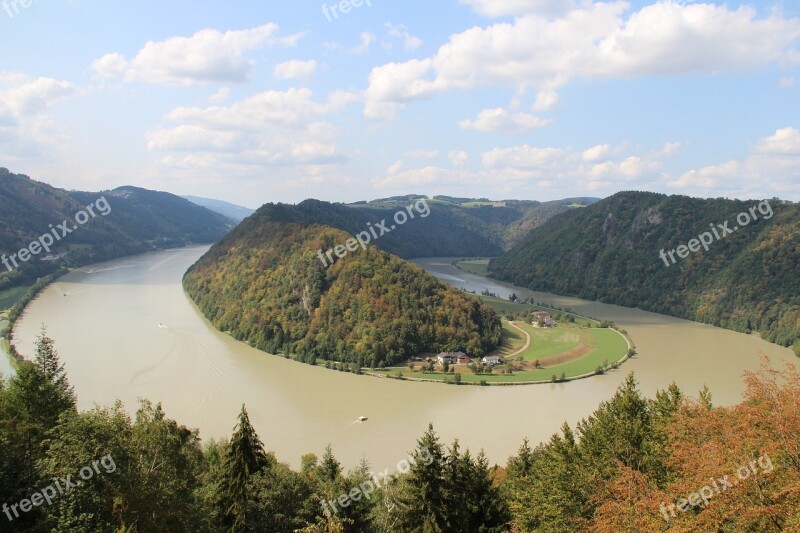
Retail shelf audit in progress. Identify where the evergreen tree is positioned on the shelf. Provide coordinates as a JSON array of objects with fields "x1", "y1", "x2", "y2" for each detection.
[
  {"x1": 34, "y1": 325, "x2": 75, "y2": 404},
  {"x1": 395, "y1": 423, "x2": 447, "y2": 530},
  {"x1": 319, "y1": 445, "x2": 342, "y2": 483},
  {"x1": 223, "y1": 404, "x2": 271, "y2": 532},
  {"x1": 506, "y1": 438, "x2": 534, "y2": 479}
]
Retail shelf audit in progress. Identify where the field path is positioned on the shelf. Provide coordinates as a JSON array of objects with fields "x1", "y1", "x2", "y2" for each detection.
[{"x1": 505, "y1": 321, "x2": 532, "y2": 358}]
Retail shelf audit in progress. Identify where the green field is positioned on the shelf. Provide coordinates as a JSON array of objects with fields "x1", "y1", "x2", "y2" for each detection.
[
  {"x1": 460, "y1": 201, "x2": 506, "y2": 208},
  {"x1": 455, "y1": 259, "x2": 490, "y2": 276},
  {"x1": 0, "y1": 285, "x2": 30, "y2": 311},
  {"x1": 374, "y1": 323, "x2": 629, "y2": 384}
]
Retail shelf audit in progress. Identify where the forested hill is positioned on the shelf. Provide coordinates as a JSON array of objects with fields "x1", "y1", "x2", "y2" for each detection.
[
  {"x1": 183, "y1": 211, "x2": 503, "y2": 367},
  {"x1": 209, "y1": 196, "x2": 596, "y2": 260},
  {"x1": 0, "y1": 169, "x2": 234, "y2": 290},
  {"x1": 490, "y1": 191, "x2": 800, "y2": 351}
]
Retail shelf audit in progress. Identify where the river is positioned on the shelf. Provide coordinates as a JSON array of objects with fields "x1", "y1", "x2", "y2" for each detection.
[{"x1": 12, "y1": 247, "x2": 797, "y2": 471}]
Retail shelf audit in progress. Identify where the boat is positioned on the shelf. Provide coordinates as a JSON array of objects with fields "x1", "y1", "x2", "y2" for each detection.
[{"x1": 358, "y1": 416, "x2": 368, "y2": 422}]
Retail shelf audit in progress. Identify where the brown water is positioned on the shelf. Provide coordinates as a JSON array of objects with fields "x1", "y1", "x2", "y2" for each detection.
[{"x1": 12, "y1": 247, "x2": 797, "y2": 471}]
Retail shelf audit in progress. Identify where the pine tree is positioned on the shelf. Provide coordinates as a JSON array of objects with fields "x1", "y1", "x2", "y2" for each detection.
[
  {"x1": 319, "y1": 445, "x2": 342, "y2": 483},
  {"x1": 396, "y1": 423, "x2": 447, "y2": 530},
  {"x1": 33, "y1": 325, "x2": 75, "y2": 406},
  {"x1": 506, "y1": 438, "x2": 534, "y2": 479},
  {"x1": 223, "y1": 404, "x2": 271, "y2": 532}
]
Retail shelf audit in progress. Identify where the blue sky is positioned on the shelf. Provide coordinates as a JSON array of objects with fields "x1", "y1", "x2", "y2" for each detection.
[{"x1": 1, "y1": 0, "x2": 798, "y2": 207}]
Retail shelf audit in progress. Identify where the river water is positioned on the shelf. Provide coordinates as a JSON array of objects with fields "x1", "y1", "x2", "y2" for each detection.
[{"x1": 12, "y1": 247, "x2": 797, "y2": 470}]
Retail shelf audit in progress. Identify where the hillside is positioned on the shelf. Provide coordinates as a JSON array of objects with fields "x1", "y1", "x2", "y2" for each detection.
[
  {"x1": 212, "y1": 196, "x2": 597, "y2": 261},
  {"x1": 183, "y1": 206, "x2": 503, "y2": 367},
  {"x1": 0, "y1": 169, "x2": 234, "y2": 290},
  {"x1": 490, "y1": 191, "x2": 800, "y2": 351}
]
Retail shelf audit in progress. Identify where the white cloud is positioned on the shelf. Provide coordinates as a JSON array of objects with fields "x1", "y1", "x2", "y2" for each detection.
[
  {"x1": 532, "y1": 89, "x2": 559, "y2": 111},
  {"x1": 159, "y1": 88, "x2": 339, "y2": 131},
  {"x1": 385, "y1": 23, "x2": 423, "y2": 51},
  {"x1": 364, "y1": 2, "x2": 800, "y2": 118},
  {"x1": 363, "y1": 58, "x2": 439, "y2": 119},
  {"x1": 459, "y1": 107, "x2": 551, "y2": 132},
  {"x1": 582, "y1": 144, "x2": 612, "y2": 162},
  {"x1": 483, "y1": 145, "x2": 564, "y2": 170},
  {"x1": 208, "y1": 87, "x2": 230, "y2": 104},
  {"x1": 589, "y1": 156, "x2": 660, "y2": 180},
  {"x1": 274, "y1": 60, "x2": 317, "y2": 80},
  {"x1": 0, "y1": 74, "x2": 76, "y2": 165},
  {"x1": 449, "y1": 150, "x2": 468, "y2": 168},
  {"x1": 659, "y1": 142, "x2": 682, "y2": 157},
  {"x1": 92, "y1": 24, "x2": 304, "y2": 85},
  {"x1": 671, "y1": 127, "x2": 800, "y2": 198},
  {"x1": 779, "y1": 76, "x2": 796, "y2": 88},
  {"x1": 460, "y1": 0, "x2": 576, "y2": 17},
  {"x1": 147, "y1": 89, "x2": 352, "y2": 188},
  {"x1": 375, "y1": 164, "x2": 472, "y2": 188},
  {"x1": 480, "y1": 141, "x2": 668, "y2": 193},
  {"x1": 0, "y1": 76, "x2": 75, "y2": 118},
  {"x1": 755, "y1": 127, "x2": 800, "y2": 154}
]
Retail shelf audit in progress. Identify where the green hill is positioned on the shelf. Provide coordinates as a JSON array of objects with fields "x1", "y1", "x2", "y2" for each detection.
[
  {"x1": 490, "y1": 191, "x2": 800, "y2": 351},
  {"x1": 224, "y1": 196, "x2": 598, "y2": 261},
  {"x1": 183, "y1": 206, "x2": 503, "y2": 367},
  {"x1": 0, "y1": 169, "x2": 234, "y2": 290}
]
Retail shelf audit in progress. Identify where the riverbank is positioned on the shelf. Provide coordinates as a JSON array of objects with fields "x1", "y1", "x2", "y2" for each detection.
[{"x1": 2, "y1": 269, "x2": 68, "y2": 370}]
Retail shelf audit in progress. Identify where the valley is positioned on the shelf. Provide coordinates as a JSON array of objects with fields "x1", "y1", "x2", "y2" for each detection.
[{"x1": 11, "y1": 247, "x2": 798, "y2": 472}]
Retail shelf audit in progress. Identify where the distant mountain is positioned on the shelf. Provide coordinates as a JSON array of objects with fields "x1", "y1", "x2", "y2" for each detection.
[
  {"x1": 0, "y1": 169, "x2": 233, "y2": 290},
  {"x1": 490, "y1": 191, "x2": 800, "y2": 351},
  {"x1": 184, "y1": 211, "x2": 502, "y2": 367},
  {"x1": 183, "y1": 195, "x2": 254, "y2": 222}
]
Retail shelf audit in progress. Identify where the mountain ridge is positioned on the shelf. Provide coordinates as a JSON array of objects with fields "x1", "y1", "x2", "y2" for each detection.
[{"x1": 490, "y1": 190, "x2": 800, "y2": 351}]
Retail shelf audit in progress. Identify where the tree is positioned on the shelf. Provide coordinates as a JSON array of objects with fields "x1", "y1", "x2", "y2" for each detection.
[
  {"x1": 33, "y1": 325, "x2": 74, "y2": 404},
  {"x1": 223, "y1": 404, "x2": 272, "y2": 532},
  {"x1": 699, "y1": 384, "x2": 713, "y2": 410},
  {"x1": 318, "y1": 445, "x2": 341, "y2": 483},
  {"x1": 395, "y1": 424, "x2": 447, "y2": 530}
]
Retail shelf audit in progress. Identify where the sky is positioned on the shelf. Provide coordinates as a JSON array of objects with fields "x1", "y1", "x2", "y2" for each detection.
[{"x1": 1, "y1": 0, "x2": 798, "y2": 208}]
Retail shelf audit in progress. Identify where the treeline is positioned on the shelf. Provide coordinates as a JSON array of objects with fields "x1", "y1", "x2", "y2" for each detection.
[
  {"x1": 2, "y1": 335, "x2": 798, "y2": 531},
  {"x1": 491, "y1": 191, "x2": 800, "y2": 352},
  {"x1": 184, "y1": 221, "x2": 502, "y2": 368}
]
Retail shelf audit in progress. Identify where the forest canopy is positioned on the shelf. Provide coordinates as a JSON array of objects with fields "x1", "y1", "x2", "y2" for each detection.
[{"x1": 183, "y1": 217, "x2": 503, "y2": 367}]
